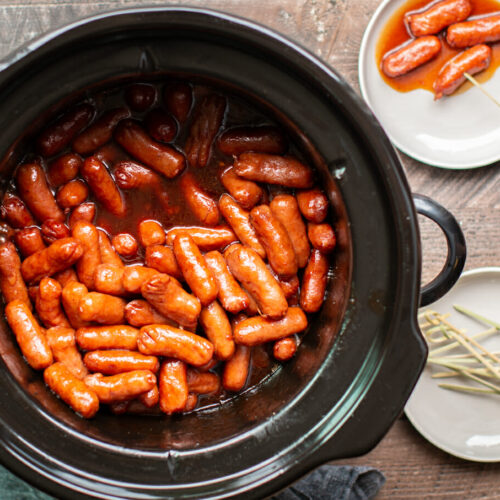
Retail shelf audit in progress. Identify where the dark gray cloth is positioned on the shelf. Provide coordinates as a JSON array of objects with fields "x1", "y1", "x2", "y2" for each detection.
[
  {"x1": 273, "y1": 465, "x2": 385, "y2": 500},
  {"x1": 0, "y1": 464, "x2": 52, "y2": 500},
  {"x1": 0, "y1": 463, "x2": 384, "y2": 499}
]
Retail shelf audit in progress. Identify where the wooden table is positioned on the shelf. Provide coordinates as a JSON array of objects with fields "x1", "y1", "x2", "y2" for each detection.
[{"x1": 1, "y1": 0, "x2": 499, "y2": 497}]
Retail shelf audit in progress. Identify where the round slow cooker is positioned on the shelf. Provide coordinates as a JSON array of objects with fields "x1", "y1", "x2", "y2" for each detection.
[{"x1": 0, "y1": 8, "x2": 466, "y2": 499}]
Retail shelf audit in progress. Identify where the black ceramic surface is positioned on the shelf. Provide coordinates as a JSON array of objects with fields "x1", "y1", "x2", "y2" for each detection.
[{"x1": 0, "y1": 7, "x2": 429, "y2": 499}]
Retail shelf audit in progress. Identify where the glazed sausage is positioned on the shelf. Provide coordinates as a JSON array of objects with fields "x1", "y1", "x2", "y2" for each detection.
[
  {"x1": 1, "y1": 192, "x2": 35, "y2": 228},
  {"x1": 56, "y1": 180, "x2": 89, "y2": 209},
  {"x1": 405, "y1": 0, "x2": 471, "y2": 37},
  {"x1": 72, "y1": 107, "x2": 130, "y2": 155},
  {"x1": 197, "y1": 357, "x2": 219, "y2": 373},
  {"x1": 47, "y1": 153, "x2": 82, "y2": 187},
  {"x1": 199, "y1": 301, "x2": 234, "y2": 360},
  {"x1": 0, "y1": 242, "x2": 30, "y2": 306},
  {"x1": 35, "y1": 277, "x2": 71, "y2": 328},
  {"x1": 307, "y1": 223, "x2": 336, "y2": 254},
  {"x1": 53, "y1": 267, "x2": 78, "y2": 288},
  {"x1": 94, "y1": 264, "x2": 126, "y2": 296},
  {"x1": 41, "y1": 219, "x2": 70, "y2": 245},
  {"x1": 16, "y1": 163, "x2": 64, "y2": 222},
  {"x1": 224, "y1": 244, "x2": 287, "y2": 320},
  {"x1": 45, "y1": 326, "x2": 88, "y2": 379},
  {"x1": 15, "y1": 227, "x2": 45, "y2": 257},
  {"x1": 172, "y1": 234, "x2": 218, "y2": 306},
  {"x1": 62, "y1": 281, "x2": 90, "y2": 329},
  {"x1": 84, "y1": 370, "x2": 157, "y2": 403},
  {"x1": 112, "y1": 233, "x2": 138, "y2": 258},
  {"x1": 185, "y1": 94, "x2": 226, "y2": 168},
  {"x1": 138, "y1": 220, "x2": 165, "y2": 247},
  {"x1": 122, "y1": 265, "x2": 159, "y2": 294},
  {"x1": 222, "y1": 345, "x2": 251, "y2": 392},
  {"x1": 434, "y1": 44, "x2": 492, "y2": 100},
  {"x1": 164, "y1": 82, "x2": 193, "y2": 123},
  {"x1": 381, "y1": 36, "x2": 441, "y2": 78},
  {"x1": 37, "y1": 103, "x2": 94, "y2": 157},
  {"x1": 447, "y1": 13, "x2": 500, "y2": 48},
  {"x1": 124, "y1": 299, "x2": 175, "y2": 327},
  {"x1": 125, "y1": 84, "x2": 156, "y2": 112},
  {"x1": 179, "y1": 171, "x2": 220, "y2": 225},
  {"x1": 138, "y1": 324, "x2": 213, "y2": 366},
  {"x1": 68, "y1": 202, "x2": 96, "y2": 229},
  {"x1": 138, "y1": 385, "x2": 160, "y2": 408},
  {"x1": 78, "y1": 292, "x2": 126, "y2": 324},
  {"x1": 296, "y1": 189, "x2": 329, "y2": 223},
  {"x1": 110, "y1": 397, "x2": 155, "y2": 414},
  {"x1": 80, "y1": 156, "x2": 126, "y2": 217},
  {"x1": 44, "y1": 363, "x2": 99, "y2": 418},
  {"x1": 113, "y1": 160, "x2": 162, "y2": 189},
  {"x1": 187, "y1": 369, "x2": 220, "y2": 394},
  {"x1": 159, "y1": 359, "x2": 188, "y2": 414},
  {"x1": 270, "y1": 194, "x2": 310, "y2": 268},
  {"x1": 5, "y1": 300, "x2": 53, "y2": 369},
  {"x1": 76, "y1": 325, "x2": 139, "y2": 351},
  {"x1": 244, "y1": 289, "x2": 262, "y2": 315},
  {"x1": 217, "y1": 126, "x2": 287, "y2": 156},
  {"x1": 141, "y1": 273, "x2": 201, "y2": 328},
  {"x1": 83, "y1": 350, "x2": 159, "y2": 375},
  {"x1": 144, "y1": 246, "x2": 182, "y2": 280},
  {"x1": 220, "y1": 166, "x2": 263, "y2": 210},
  {"x1": 234, "y1": 307, "x2": 308, "y2": 346},
  {"x1": 234, "y1": 153, "x2": 314, "y2": 188},
  {"x1": 145, "y1": 109, "x2": 177, "y2": 143},
  {"x1": 97, "y1": 230, "x2": 123, "y2": 268},
  {"x1": 166, "y1": 226, "x2": 237, "y2": 251},
  {"x1": 114, "y1": 120, "x2": 185, "y2": 178},
  {"x1": 273, "y1": 336, "x2": 298, "y2": 362},
  {"x1": 273, "y1": 272, "x2": 300, "y2": 300},
  {"x1": 71, "y1": 221, "x2": 101, "y2": 289},
  {"x1": 21, "y1": 237, "x2": 83, "y2": 284},
  {"x1": 300, "y1": 249, "x2": 329, "y2": 313},
  {"x1": 204, "y1": 250, "x2": 249, "y2": 314},
  {"x1": 219, "y1": 194, "x2": 266, "y2": 258},
  {"x1": 250, "y1": 205, "x2": 298, "y2": 277},
  {"x1": 252, "y1": 343, "x2": 271, "y2": 370}
]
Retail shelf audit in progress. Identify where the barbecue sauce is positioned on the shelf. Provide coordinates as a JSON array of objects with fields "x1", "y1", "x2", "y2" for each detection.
[{"x1": 376, "y1": 0, "x2": 500, "y2": 94}]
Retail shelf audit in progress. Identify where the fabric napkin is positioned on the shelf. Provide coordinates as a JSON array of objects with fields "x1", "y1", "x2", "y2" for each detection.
[
  {"x1": 0, "y1": 463, "x2": 385, "y2": 499},
  {"x1": 273, "y1": 465, "x2": 385, "y2": 500}
]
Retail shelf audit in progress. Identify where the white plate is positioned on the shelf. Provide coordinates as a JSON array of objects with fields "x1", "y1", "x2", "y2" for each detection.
[
  {"x1": 405, "y1": 267, "x2": 500, "y2": 462},
  {"x1": 358, "y1": 0, "x2": 500, "y2": 169}
]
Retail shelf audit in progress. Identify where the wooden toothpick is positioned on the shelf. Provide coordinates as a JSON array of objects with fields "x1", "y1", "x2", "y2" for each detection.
[{"x1": 464, "y1": 72, "x2": 500, "y2": 108}]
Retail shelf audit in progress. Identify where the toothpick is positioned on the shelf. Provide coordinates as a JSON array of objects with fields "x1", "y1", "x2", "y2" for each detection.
[
  {"x1": 437, "y1": 314, "x2": 500, "y2": 375},
  {"x1": 429, "y1": 326, "x2": 496, "y2": 357},
  {"x1": 432, "y1": 367, "x2": 495, "y2": 379},
  {"x1": 464, "y1": 72, "x2": 500, "y2": 109},
  {"x1": 438, "y1": 383, "x2": 498, "y2": 395},
  {"x1": 454, "y1": 304, "x2": 500, "y2": 330}
]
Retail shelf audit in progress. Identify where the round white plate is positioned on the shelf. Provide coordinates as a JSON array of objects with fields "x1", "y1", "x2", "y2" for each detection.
[
  {"x1": 359, "y1": 0, "x2": 500, "y2": 169},
  {"x1": 405, "y1": 267, "x2": 500, "y2": 462}
]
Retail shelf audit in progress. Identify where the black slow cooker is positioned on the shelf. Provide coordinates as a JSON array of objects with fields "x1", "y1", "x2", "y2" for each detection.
[{"x1": 0, "y1": 8, "x2": 465, "y2": 499}]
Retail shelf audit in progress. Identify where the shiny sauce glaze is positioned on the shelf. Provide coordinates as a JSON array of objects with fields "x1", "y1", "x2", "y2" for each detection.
[
  {"x1": 376, "y1": 0, "x2": 500, "y2": 93},
  {"x1": 0, "y1": 80, "x2": 337, "y2": 417}
]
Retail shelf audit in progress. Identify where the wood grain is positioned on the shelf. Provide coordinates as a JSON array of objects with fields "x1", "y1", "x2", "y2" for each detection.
[
  {"x1": 339, "y1": 418, "x2": 500, "y2": 499},
  {"x1": 0, "y1": 0, "x2": 499, "y2": 498}
]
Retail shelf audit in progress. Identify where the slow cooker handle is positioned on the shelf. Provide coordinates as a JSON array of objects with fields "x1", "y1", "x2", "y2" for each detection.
[{"x1": 413, "y1": 193, "x2": 466, "y2": 307}]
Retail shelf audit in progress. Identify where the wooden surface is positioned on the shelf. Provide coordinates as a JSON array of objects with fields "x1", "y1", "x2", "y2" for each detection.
[{"x1": 0, "y1": 0, "x2": 499, "y2": 498}]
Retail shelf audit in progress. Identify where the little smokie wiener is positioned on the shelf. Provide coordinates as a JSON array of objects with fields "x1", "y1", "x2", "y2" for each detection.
[
  {"x1": 0, "y1": 80, "x2": 338, "y2": 419},
  {"x1": 379, "y1": 0, "x2": 500, "y2": 99}
]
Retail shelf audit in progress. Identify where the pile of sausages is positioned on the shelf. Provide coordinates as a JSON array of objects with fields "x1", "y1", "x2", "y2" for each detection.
[
  {"x1": 381, "y1": 0, "x2": 499, "y2": 99},
  {"x1": 0, "y1": 81, "x2": 336, "y2": 419}
]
